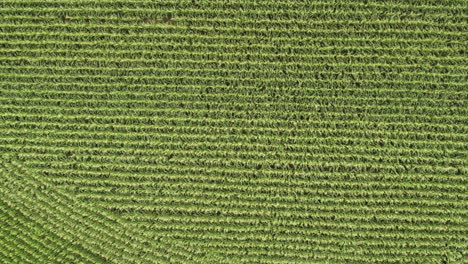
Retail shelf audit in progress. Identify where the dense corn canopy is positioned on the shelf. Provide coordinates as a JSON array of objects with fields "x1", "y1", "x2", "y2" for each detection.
[{"x1": 0, "y1": 0, "x2": 467, "y2": 263}]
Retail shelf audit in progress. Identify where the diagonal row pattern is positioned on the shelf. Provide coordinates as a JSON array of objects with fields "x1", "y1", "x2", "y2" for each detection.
[{"x1": 0, "y1": 156, "x2": 203, "y2": 263}]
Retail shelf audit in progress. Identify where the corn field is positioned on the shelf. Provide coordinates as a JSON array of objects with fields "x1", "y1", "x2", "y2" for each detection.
[{"x1": 0, "y1": 0, "x2": 467, "y2": 263}]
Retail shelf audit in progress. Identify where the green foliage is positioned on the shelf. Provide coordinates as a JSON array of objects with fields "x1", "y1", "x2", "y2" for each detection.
[{"x1": 0, "y1": 0, "x2": 466, "y2": 263}]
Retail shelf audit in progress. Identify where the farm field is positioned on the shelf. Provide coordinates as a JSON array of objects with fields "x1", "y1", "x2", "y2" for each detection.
[{"x1": 0, "y1": 0, "x2": 467, "y2": 263}]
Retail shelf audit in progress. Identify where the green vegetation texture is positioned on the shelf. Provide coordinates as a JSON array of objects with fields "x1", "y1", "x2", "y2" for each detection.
[{"x1": 0, "y1": 0, "x2": 467, "y2": 263}]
